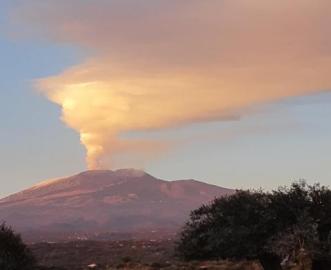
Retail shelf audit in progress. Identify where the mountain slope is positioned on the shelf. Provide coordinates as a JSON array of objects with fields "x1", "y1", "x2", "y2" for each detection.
[{"x1": 0, "y1": 169, "x2": 234, "y2": 237}]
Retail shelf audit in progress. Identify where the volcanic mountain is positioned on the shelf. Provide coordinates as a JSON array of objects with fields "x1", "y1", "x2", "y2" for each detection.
[{"x1": 0, "y1": 169, "x2": 233, "y2": 240}]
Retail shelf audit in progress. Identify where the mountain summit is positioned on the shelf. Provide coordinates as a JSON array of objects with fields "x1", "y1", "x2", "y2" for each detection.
[{"x1": 0, "y1": 169, "x2": 234, "y2": 240}]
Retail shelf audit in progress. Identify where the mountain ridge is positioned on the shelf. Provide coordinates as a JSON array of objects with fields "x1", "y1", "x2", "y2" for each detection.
[{"x1": 0, "y1": 169, "x2": 234, "y2": 241}]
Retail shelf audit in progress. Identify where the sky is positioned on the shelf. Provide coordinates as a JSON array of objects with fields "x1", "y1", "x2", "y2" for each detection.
[{"x1": 0, "y1": 0, "x2": 331, "y2": 197}]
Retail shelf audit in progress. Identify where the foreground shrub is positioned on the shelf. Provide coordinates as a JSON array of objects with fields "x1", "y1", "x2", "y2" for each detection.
[
  {"x1": 0, "y1": 223, "x2": 36, "y2": 270},
  {"x1": 177, "y1": 182, "x2": 331, "y2": 270}
]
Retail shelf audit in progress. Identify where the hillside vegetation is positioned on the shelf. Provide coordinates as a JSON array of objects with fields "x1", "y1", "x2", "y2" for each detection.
[{"x1": 1, "y1": 181, "x2": 330, "y2": 270}]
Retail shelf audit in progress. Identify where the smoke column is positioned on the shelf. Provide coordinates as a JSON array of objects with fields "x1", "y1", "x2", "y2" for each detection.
[{"x1": 12, "y1": 0, "x2": 331, "y2": 168}]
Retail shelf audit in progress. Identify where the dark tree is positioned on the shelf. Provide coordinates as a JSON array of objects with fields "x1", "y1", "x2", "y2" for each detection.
[
  {"x1": 177, "y1": 190, "x2": 282, "y2": 269},
  {"x1": 177, "y1": 182, "x2": 331, "y2": 270},
  {"x1": 0, "y1": 223, "x2": 36, "y2": 270},
  {"x1": 309, "y1": 184, "x2": 331, "y2": 269}
]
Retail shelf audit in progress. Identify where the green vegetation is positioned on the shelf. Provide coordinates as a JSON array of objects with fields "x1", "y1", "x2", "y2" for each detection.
[
  {"x1": 177, "y1": 181, "x2": 331, "y2": 270},
  {"x1": 2, "y1": 181, "x2": 330, "y2": 270},
  {"x1": 0, "y1": 223, "x2": 36, "y2": 270}
]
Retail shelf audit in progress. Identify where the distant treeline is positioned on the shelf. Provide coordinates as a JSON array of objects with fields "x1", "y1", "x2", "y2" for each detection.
[{"x1": 177, "y1": 181, "x2": 331, "y2": 270}]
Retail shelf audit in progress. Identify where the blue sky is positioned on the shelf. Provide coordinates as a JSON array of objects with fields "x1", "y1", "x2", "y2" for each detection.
[
  {"x1": 0, "y1": 1, "x2": 85, "y2": 195},
  {"x1": 0, "y1": 1, "x2": 330, "y2": 197}
]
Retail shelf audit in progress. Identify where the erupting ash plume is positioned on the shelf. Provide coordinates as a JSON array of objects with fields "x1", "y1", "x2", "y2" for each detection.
[{"x1": 11, "y1": 0, "x2": 331, "y2": 169}]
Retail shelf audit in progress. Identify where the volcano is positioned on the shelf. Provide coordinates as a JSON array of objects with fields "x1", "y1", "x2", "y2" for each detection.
[{"x1": 0, "y1": 169, "x2": 234, "y2": 241}]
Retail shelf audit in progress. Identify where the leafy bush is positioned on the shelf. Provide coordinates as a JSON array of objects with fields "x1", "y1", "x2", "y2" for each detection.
[
  {"x1": 177, "y1": 181, "x2": 331, "y2": 270},
  {"x1": 0, "y1": 223, "x2": 36, "y2": 270}
]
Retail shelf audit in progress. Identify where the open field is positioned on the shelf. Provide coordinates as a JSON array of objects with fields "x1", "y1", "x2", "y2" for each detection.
[{"x1": 30, "y1": 240, "x2": 262, "y2": 270}]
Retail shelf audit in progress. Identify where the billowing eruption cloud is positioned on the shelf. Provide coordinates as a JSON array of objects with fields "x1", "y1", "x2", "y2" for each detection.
[{"x1": 12, "y1": 0, "x2": 331, "y2": 169}]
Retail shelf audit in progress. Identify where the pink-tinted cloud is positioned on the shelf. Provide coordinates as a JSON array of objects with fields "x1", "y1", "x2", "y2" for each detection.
[{"x1": 10, "y1": 0, "x2": 331, "y2": 168}]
